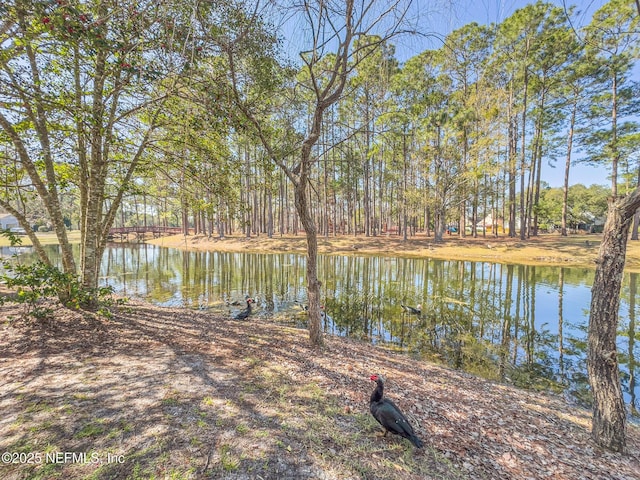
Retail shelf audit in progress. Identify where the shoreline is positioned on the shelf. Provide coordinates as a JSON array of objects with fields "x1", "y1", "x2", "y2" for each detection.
[
  {"x1": 146, "y1": 232, "x2": 640, "y2": 271},
  {"x1": 7, "y1": 230, "x2": 640, "y2": 271}
]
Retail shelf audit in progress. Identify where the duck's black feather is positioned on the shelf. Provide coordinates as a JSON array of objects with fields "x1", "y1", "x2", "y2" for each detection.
[{"x1": 369, "y1": 374, "x2": 423, "y2": 448}]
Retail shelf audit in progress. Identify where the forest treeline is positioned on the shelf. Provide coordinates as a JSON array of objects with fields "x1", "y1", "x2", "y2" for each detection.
[
  {"x1": 121, "y1": 0, "x2": 639, "y2": 242},
  {"x1": 0, "y1": 0, "x2": 638, "y2": 281}
]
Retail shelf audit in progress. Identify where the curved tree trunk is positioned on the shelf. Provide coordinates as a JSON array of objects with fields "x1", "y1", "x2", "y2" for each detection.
[{"x1": 588, "y1": 189, "x2": 640, "y2": 452}]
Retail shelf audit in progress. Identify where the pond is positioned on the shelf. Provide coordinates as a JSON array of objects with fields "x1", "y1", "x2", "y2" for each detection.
[{"x1": 6, "y1": 243, "x2": 640, "y2": 417}]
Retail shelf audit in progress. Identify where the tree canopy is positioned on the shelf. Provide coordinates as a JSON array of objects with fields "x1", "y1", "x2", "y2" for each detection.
[{"x1": 3, "y1": 1, "x2": 637, "y2": 261}]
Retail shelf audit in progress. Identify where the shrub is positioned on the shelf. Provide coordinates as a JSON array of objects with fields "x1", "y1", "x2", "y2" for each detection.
[{"x1": 1, "y1": 229, "x2": 121, "y2": 319}]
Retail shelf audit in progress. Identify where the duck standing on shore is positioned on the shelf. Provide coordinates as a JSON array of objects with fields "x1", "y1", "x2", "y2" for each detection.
[
  {"x1": 233, "y1": 297, "x2": 254, "y2": 320},
  {"x1": 369, "y1": 373, "x2": 423, "y2": 448}
]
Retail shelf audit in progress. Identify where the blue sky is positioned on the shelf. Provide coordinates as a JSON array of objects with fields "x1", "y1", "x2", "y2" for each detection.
[{"x1": 392, "y1": 0, "x2": 608, "y2": 59}]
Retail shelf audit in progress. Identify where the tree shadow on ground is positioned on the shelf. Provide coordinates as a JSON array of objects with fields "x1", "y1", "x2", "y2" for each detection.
[{"x1": 1, "y1": 299, "x2": 639, "y2": 479}]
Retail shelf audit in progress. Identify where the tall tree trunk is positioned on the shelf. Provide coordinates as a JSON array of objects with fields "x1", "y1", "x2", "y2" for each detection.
[
  {"x1": 508, "y1": 83, "x2": 517, "y2": 237},
  {"x1": 519, "y1": 64, "x2": 529, "y2": 241},
  {"x1": 279, "y1": 174, "x2": 286, "y2": 236},
  {"x1": 587, "y1": 189, "x2": 640, "y2": 452},
  {"x1": 562, "y1": 94, "x2": 578, "y2": 236},
  {"x1": 295, "y1": 179, "x2": 322, "y2": 346},
  {"x1": 180, "y1": 164, "x2": 189, "y2": 236},
  {"x1": 402, "y1": 130, "x2": 408, "y2": 241},
  {"x1": 364, "y1": 91, "x2": 372, "y2": 237},
  {"x1": 629, "y1": 273, "x2": 638, "y2": 416},
  {"x1": 244, "y1": 148, "x2": 251, "y2": 238},
  {"x1": 611, "y1": 72, "x2": 619, "y2": 197},
  {"x1": 267, "y1": 189, "x2": 274, "y2": 238},
  {"x1": 532, "y1": 130, "x2": 543, "y2": 236},
  {"x1": 531, "y1": 85, "x2": 547, "y2": 237}
]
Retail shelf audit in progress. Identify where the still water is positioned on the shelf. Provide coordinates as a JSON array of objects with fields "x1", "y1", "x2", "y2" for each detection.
[{"x1": 8, "y1": 243, "x2": 640, "y2": 416}]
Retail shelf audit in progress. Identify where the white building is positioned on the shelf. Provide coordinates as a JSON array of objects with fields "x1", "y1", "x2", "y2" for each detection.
[{"x1": 0, "y1": 213, "x2": 19, "y2": 230}]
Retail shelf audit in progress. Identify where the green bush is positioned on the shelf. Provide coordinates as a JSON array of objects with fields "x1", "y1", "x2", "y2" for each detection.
[
  {"x1": 1, "y1": 259, "x2": 119, "y2": 319},
  {"x1": 1, "y1": 229, "x2": 120, "y2": 319}
]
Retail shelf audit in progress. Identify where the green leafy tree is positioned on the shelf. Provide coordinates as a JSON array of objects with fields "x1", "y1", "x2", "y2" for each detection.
[
  {"x1": 348, "y1": 35, "x2": 397, "y2": 237},
  {"x1": 152, "y1": 78, "x2": 239, "y2": 238},
  {"x1": 390, "y1": 49, "x2": 461, "y2": 242},
  {"x1": 493, "y1": 2, "x2": 541, "y2": 239},
  {"x1": 0, "y1": 0, "x2": 196, "y2": 300},
  {"x1": 386, "y1": 50, "x2": 434, "y2": 239},
  {"x1": 557, "y1": 41, "x2": 598, "y2": 236},
  {"x1": 525, "y1": 4, "x2": 581, "y2": 236},
  {"x1": 581, "y1": 0, "x2": 640, "y2": 197},
  {"x1": 440, "y1": 22, "x2": 493, "y2": 237},
  {"x1": 538, "y1": 184, "x2": 609, "y2": 230},
  {"x1": 202, "y1": 0, "x2": 412, "y2": 346}
]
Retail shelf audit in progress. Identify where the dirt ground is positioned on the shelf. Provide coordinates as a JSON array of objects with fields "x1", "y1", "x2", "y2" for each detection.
[
  {"x1": 147, "y1": 232, "x2": 640, "y2": 272},
  {"x1": 1, "y1": 299, "x2": 640, "y2": 479}
]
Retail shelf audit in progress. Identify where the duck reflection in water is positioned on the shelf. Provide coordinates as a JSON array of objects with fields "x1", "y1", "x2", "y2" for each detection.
[{"x1": 401, "y1": 304, "x2": 422, "y2": 316}]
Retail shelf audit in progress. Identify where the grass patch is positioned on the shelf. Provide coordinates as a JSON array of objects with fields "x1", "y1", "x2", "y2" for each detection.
[
  {"x1": 74, "y1": 420, "x2": 106, "y2": 439},
  {"x1": 28, "y1": 420, "x2": 53, "y2": 434},
  {"x1": 161, "y1": 391, "x2": 181, "y2": 406},
  {"x1": 0, "y1": 230, "x2": 81, "y2": 247},
  {"x1": 72, "y1": 392, "x2": 92, "y2": 401},
  {"x1": 107, "y1": 420, "x2": 133, "y2": 439},
  {"x1": 219, "y1": 444, "x2": 241, "y2": 472},
  {"x1": 21, "y1": 462, "x2": 63, "y2": 480},
  {"x1": 235, "y1": 423, "x2": 249, "y2": 435},
  {"x1": 24, "y1": 400, "x2": 54, "y2": 414},
  {"x1": 243, "y1": 356, "x2": 262, "y2": 368}
]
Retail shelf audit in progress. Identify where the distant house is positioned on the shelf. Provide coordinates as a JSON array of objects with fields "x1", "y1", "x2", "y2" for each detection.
[
  {"x1": 0, "y1": 213, "x2": 19, "y2": 230},
  {"x1": 475, "y1": 214, "x2": 520, "y2": 234},
  {"x1": 579, "y1": 213, "x2": 606, "y2": 233}
]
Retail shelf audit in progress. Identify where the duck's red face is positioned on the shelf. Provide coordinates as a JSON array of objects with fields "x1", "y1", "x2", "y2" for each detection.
[{"x1": 370, "y1": 374, "x2": 378, "y2": 382}]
